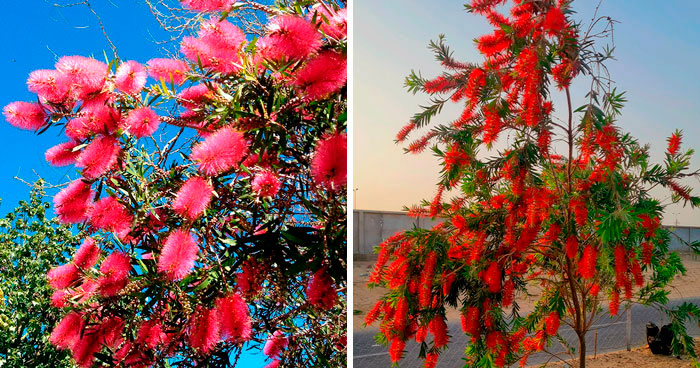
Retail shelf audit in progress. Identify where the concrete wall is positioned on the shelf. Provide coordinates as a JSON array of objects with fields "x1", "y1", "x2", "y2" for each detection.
[{"x1": 353, "y1": 210, "x2": 700, "y2": 256}]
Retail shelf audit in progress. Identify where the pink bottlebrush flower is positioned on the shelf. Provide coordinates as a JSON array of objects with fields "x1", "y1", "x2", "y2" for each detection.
[
  {"x1": 309, "y1": 5, "x2": 347, "y2": 40},
  {"x1": 55, "y1": 55, "x2": 108, "y2": 100},
  {"x1": 306, "y1": 268, "x2": 338, "y2": 310},
  {"x1": 65, "y1": 101, "x2": 120, "y2": 141},
  {"x1": 72, "y1": 279, "x2": 98, "y2": 304},
  {"x1": 50, "y1": 312, "x2": 84, "y2": 350},
  {"x1": 87, "y1": 196, "x2": 133, "y2": 239},
  {"x1": 311, "y1": 132, "x2": 347, "y2": 188},
  {"x1": 146, "y1": 58, "x2": 189, "y2": 85},
  {"x1": 45, "y1": 141, "x2": 80, "y2": 167},
  {"x1": 76, "y1": 136, "x2": 121, "y2": 179},
  {"x1": 47, "y1": 263, "x2": 79, "y2": 290},
  {"x1": 172, "y1": 176, "x2": 214, "y2": 220},
  {"x1": 158, "y1": 229, "x2": 199, "y2": 281},
  {"x1": 251, "y1": 170, "x2": 281, "y2": 198},
  {"x1": 292, "y1": 50, "x2": 347, "y2": 101},
  {"x1": 98, "y1": 252, "x2": 132, "y2": 297},
  {"x1": 27, "y1": 69, "x2": 71, "y2": 103},
  {"x1": 73, "y1": 237, "x2": 101, "y2": 269},
  {"x1": 216, "y1": 293, "x2": 252, "y2": 342},
  {"x1": 71, "y1": 328, "x2": 101, "y2": 368},
  {"x1": 137, "y1": 319, "x2": 167, "y2": 349},
  {"x1": 178, "y1": 84, "x2": 212, "y2": 109},
  {"x1": 236, "y1": 258, "x2": 263, "y2": 297},
  {"x1": 54, "y1": 180, "x2": 94, "y2": 224},
  {"x1": 259, "y1": 16, "x2": 322, "y2": 60},
  {"x1": 100, "y1": 316, "x2": 125, "y2": 350},
  {"x1": 123, "y1": 107, "x2": 160, "y2": 138},
  {"x1": 180, "y1": 0, "x2": 236, "y2": 12},
  {"x1": 181, "y1": 20, "x2": 246, "y2": 75},
  {"x1": 190, "y1": 126, "x2": 248, "y2": 175},
  {"x1": 115, "y1": 60, "x2": 147, "y2": 95},
  {"x1": 265, "y1": 360, "x2": 281, "y2": 368},
  {"x1": 51, "y1": 290, "x2": 69, "y2": 308},
  {"x1": 3, "y1": 101, "x2": 46, "y2": 130},
  {"x1": 263, "y1": 330, "x2": 288, "y2": 357},
  {"x1": 187, "y1": 307, "x2": 220, "y2": 354}
]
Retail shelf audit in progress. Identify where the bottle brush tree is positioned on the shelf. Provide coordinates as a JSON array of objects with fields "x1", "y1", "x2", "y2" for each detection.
[
  {"x1": 3, "y1": 0, "x2": 347, "y2": 367},
  {"x1": 367, "y1": 1, "x2": 700, "y2": 367}
]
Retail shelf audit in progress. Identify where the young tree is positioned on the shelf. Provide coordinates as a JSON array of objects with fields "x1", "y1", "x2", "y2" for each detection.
[
  {"x1": 0, "y1": 181, "x2": 82, "y2": 368},
  {"x1": 3, "y1": 1, "x2": 347, "y2": 367},
  {"x1": 367, "y1": 1, "x2": 700, "y2": 367}
]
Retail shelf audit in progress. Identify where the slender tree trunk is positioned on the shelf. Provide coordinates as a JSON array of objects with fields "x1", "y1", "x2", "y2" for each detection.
[{"x1": 578, "y1": 332, "x2": 587, "y2": 368}]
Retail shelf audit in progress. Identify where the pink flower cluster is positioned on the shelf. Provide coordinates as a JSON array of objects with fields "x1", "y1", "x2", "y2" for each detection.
[
  {"x1": 182, "y1": 19, "x2": 246, "y2": 75},
  {"x1": 311, "y1": 132, "x2": 347, "y2": 188},
  {"x1": 306, "y1": 268, "x2": 339, "y2": 310}
]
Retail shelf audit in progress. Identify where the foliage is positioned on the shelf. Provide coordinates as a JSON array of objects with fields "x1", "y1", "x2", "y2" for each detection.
[
  {"x1": 0, "y1": 181, "x2": 81, "y2": 368},
  {"x1": 368, "y1": 1, "x2": 700, "y2": 367},
  {"x1": 3, "y1": 0, "x2": 347, "y2": 367}
]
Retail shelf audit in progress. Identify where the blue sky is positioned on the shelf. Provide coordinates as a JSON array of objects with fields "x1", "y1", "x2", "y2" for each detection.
[
  {"x1": 0, "y1": 0, "x2": 267, "y2": 365},
  {"x1": 353, "y1": 0, "x2": 700, "y2": 226}
]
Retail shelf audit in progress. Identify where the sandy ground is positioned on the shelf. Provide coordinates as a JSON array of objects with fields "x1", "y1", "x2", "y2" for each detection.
[
  {"x1": 353, "y1": 252, "x2": 700, "y2": 332},
  {"x1": 545, "y1": 339, "x2": 700, "y2": 367}
]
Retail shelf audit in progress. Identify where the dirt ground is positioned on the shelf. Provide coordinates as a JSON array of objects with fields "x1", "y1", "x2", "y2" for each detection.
[
  {"x1": 353, "y1": 252, "x2": 700, "y2": 332},
  {"x1": 546, "y1": 339, "x2": 700, "y2": 367}
]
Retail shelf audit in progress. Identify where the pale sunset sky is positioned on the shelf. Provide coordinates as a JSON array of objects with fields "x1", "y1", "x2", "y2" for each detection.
[{"x1": 353, "y1": 0, "x2": 700, "y2": 226}]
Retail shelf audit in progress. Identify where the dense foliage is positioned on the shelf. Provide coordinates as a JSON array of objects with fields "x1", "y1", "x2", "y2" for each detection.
[
  {"x1": 0, "y1": 181, "x2": 81, "y2": 368},
  {"x1": 3, "y1": 0, "x2": 347, "y2": 367},
  {"x1": 367, "y1": 1, "x2": 700, "y2": 367}
]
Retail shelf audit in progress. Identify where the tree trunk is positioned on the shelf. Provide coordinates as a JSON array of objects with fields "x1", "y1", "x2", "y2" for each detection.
[{"x1": 578, "y1": 332, "x2": 586, "y2": 368}]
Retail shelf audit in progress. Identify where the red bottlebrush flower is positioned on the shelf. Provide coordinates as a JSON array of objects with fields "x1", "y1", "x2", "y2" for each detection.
[
  {"x1": 172, "y1": 176, "x2": 214, "y2": 220},
  {"x1": 180, "y1": 0, "x2": 236, "y2": 12},
  {"x1": 311, "y1": 132, "x2": 347, "y2": 188},
  {"x1": 543, "y1": 223, "x2": 561, "y2": 245},
  {"x1": 51, "y1": 289, "x2": 69, "y2": 308},
  {"x1": 293, "y1": 50, "x2": 347, "y2": 101},
  {"x1": 637, "y1": 214, "x2": 660, "y2": 238},
  {"x1": 393, "y1": 297, "x2": 408, "y2": 331},
  {"x1": 542, "y1": 7, "x2": 567, "y2": 36},
  {"x1": 569, "y1": 197, "x2": 588, "y2": 228},
  {"x1": 609, "y1": 290, "x2": 620, "y2": 316},
  {"x1": 47, "y1": 263, "x2": 79, "y2": 290},
  {"x1": 566, "y1": 235, "x2": 578, "y2": 259},
  {"x1": 552, "y1": 61, "x2": 574, "y2": 90},
  {"x1": 462, "y1": 307, "x2": 481, "y2": 338},
  {"x1": 115, "y1": 60, "x2": 147, "y2": 95},
  {"x1": 45, "y1": 141, "x2": 80, "y2": 167},
  {"x1": 263, "y1": 330, "x2": 289, "y2": 357},
  {"x1": 265, "y1": 360, "x2": 281, "y2": 368},
  {"x1": 252, "y1": 170, "x2": 282, "y2": 198},
  {"x1": 415, "y1": 325, "x2": 428, "y2": 343},
  {"x1": 667, "y1": 131, "x2": 682, "y2": 155},
  {"x1": 3, "y1": 101, "x2": 46, "y2": 130},
  {"x1": 123, "y1": 107, "x2": 160, "y2": 138},
  {"x1": 100, "y1": 316, "x2": 125, "y2": 350},
  {"x1": 668, "y1": 179, "x2": 691, "y2": 201},
  {"x1": 365, "y1": 301, "x2": 383, "y2": 326},
  {"x1": 98, "y1": 252, "x2": 131, "y2": 297},
  {"x1": 54, "y1": 180, "x2": 93, "y2": 224},
  {"x1": 146, "y1": 58, "x2": 189, "y2": 85},
  {"x1": 482, "y1": 107, "x2": 502, "y2": 144},
  {"x1": 444, "y1": 145, "x2": 470, "y2": 171},
  {"x1": 589, "y1": 282, "x2": 600, "y2": 297},
  {"x1": 307, "y1": 268, "x2": 338, "y2": 310},
  {"x1": 396, "y1": 121, "x2": 416, "y2": 142},
  {"x1": 87, "y1": 196, "x2": 133, "y2": 239},
  {"x1": 544, "y1": 312, "x2": 560, "y2": 335},
  {"x1": 419, "y1": 252, "x2": 437, "y2": 307},
  {"x1": 442, "y1": 271, "x2": 456, "y2": 295},
  {"x1": 73, "y1": 237, "x2": 101, "y2": 269},
  {"x1": 614, "y1": 245, "x2": 627, "y2": 287},
  {"x1": 502, "y1": 278, "x2": 514, "y2": 306},
  {"x1": 642, "y1": 241, "x2": 653, "y2": 265},
  {"x1": 389, "y1": 337, "x2": 405, "y2": 363},
  {"x1": 187, "y1": 307, "x2": 221, "y2": 354},
  {"x1": 237, "y1": 258, "x2": 264, "y2": 297},
  {"x1": 477, "y1": 30, "x2": 511, "y2": 56},
  {"x1": 429, "y1": 316, "x2": 448, "y2": 348},
  {"x1": 190, "y1": 126, "x2": 249, "y2": 175},
  {"x1": 158, "y1": 229, "x2": 199, "y2": 281},
  {"x1": 259, "y1": 15, "x2": 321, "y2": 60},
  {"x1": 578, "y1": 245, "x2": 597, "y2": 279},
  {"x1": 469, "y1": 0, "x2": 507, "y2": 14},
  {"x1": 50, "y1": 312, "x2": 84, "y2": 350},
  {"x1": 55, "y1": 55, "x2": 108, "y2": 99},
  {"x1": 216, "y1": 293, "x2": 252, "y2": 342},
  {"x1": 425, "y1": 352, "x2": 439, "y2": 368},
  {"x1": 424, "y1": 75, "x2": 453, "y2": 94},
  {"x1": 27, "y1": 69, "x2": 71, "y2": 103},
  {"x1": 486, "y1": 330, "x2": 504, "y2": 352},
  {"x1": 538, "y1": 129, "x2": 551, "y2": 154},
  {"x1": 76, "y1": 136, "x2": 121, "y2": 179},
  {"x1": 137, "y1": 319, "x2": 167, "y2": 349},
  {"x1": 483, "y1": 262, "x2": 501, "y2": 293}
]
